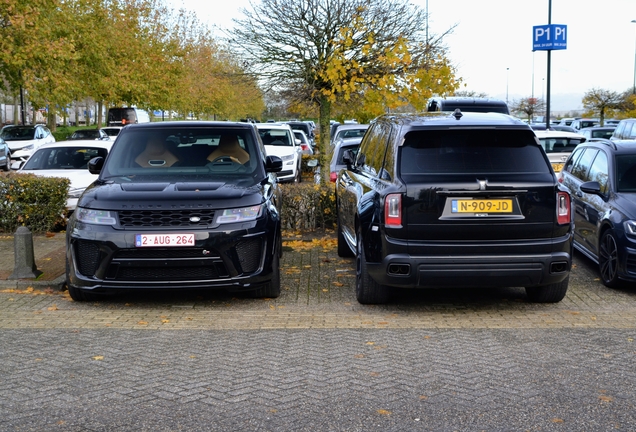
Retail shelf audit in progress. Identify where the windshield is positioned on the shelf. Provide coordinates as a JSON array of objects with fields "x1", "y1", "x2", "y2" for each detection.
[
  {"x1": 22, "y1": 146, "x2": 108, "y2": 170},
  {"x1": 258, "y1": 128, "x2": 293, "y2": 146},
  {"x1": 101, "y1": 126, "x2": 264, "y2": 186},
  {"x1": 0, "y1": 126, "x2": 36, "y2": 141}
]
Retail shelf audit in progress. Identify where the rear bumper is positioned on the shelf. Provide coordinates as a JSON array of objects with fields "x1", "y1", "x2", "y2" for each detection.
[{"x1": 366, "y1": 234, "x2": 572, "y2": 289}]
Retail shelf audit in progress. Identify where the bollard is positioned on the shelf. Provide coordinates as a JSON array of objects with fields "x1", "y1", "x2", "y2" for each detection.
[{"x1": 8, "y1": 226, "x2": 42, "y2": 279}]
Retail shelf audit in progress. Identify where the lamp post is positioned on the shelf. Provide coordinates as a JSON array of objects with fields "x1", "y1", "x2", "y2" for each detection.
[
  {"x1": 632, "y1": 19, "x2": 636, "y2": 94},
  {"x1": 506, "y1": 68, "x2": 510, "y2": 104}
]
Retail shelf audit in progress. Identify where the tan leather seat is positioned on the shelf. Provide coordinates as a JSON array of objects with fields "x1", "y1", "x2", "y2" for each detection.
[
  {"x1": 207, "y1": 135, "x2": 250, "y2": 164},
  {"x1": 135, "y1": 135, "x2": 179, "y2": 167}
]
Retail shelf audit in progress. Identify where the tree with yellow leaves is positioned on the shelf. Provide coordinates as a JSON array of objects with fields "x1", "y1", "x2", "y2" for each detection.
[{"x1": 231, "y1": 0, "x2": 460, "y2": 154}]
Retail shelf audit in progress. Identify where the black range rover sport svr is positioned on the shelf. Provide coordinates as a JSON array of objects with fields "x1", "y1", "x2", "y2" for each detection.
[
  {"x1": 335, "y1": 111, "x2": 573, "y2": 304},
  {"x1": 65, "y1": 122, "x2": 284, "y2": 301}
]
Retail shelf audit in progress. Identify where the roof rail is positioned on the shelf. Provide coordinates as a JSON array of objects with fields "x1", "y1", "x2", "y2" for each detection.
[{"x1": 588, "y1": 138, "x2": 617, "y2": 150}]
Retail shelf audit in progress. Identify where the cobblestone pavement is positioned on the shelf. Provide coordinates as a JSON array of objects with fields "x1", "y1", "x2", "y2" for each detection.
[{"x1": 1, "y1": 232, "x2": 636, "y2": 430}]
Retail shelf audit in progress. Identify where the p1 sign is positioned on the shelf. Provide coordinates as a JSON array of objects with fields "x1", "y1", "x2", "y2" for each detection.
[{"x1": 533, "y1": 24, "x2": 567, "y2": 51}]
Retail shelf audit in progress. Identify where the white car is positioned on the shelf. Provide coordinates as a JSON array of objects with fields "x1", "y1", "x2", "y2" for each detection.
[
  {"x1": 0, "y1": 124, "x2": 56, "y2": 165},
  {"x1": 256, "y1": 123, "x2": 302, "y2": 183},
  {"x1": 18, "y1": 140, "x2": 112, "y2": 211},
  {"x1": 534, "y1": 130, "x2": 586, "y2": 173},
  {"x1": 101, "y1": 126, "x2": 124, "y2": 141},
  {"x1": 293, "y1": 130, "x2": 314, "y2": 155}
]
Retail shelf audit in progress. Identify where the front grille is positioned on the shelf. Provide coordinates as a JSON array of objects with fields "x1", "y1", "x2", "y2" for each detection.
[
  {"x1": 106, "y1": 247, "x2": 229, "y2": 281},
  {"x1": 118, "y1": 209, "x2": 215, "y2": 228},
  {"x1": 235, "y1": 238, "x2": 262, "y2": 273},
  {"x1": 117, "y1": 266, "x2": 221, "y2": 281},
  {"x1": 75, "y1": 240, "x2": 100, "y2": 276}
]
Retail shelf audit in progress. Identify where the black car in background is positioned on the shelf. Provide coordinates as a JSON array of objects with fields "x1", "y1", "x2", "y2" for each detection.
[
  {"x1": 559, "y1": 138, "x2": 636, "y2": 287},
  {"x1": 336, "y1": 111, "x2": 572, "y2": 304},
  {"x1": 65, "y1": 122, "x2": 284, "y2": 301}
]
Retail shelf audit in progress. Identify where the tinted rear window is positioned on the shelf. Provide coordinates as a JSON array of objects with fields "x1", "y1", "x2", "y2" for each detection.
[
  {"x1": 108, "y1": 108, "x2": 136, "y2": 123},
  {"x1": 400, "y1": 129, "x2": 549, "y2": 174}
]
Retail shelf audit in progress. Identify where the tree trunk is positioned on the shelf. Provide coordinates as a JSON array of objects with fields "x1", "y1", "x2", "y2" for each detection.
[
  {"x1": 97, "y1": 101, "x2": 103, "y2": 127},
  {"x1": 318, "y1": 94, "x2": 332, "y2": 185}
]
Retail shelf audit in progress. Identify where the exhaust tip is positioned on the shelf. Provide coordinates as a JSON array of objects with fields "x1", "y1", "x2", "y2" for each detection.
[
  {"x1": 388, "y1": 263, "x2": 410, "y2": 276},
  {"x1": 550, "y1": 261, "x2": 568, "y2": 273}
]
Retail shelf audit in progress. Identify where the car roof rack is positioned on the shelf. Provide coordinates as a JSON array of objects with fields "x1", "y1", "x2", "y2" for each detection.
[{"x1": 587, "y1": 138, "x2": 617, "y2": 150}]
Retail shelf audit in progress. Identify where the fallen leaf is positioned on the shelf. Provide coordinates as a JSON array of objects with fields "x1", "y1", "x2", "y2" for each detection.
[
  {"x1": 47, "y1": 304, "x2": 58, "y2": 311},
  {"x1": 377, "y1": 322, "x2": 389, "y2": 325},
  {"x1": 92, "y1": 355, "x2": 104, "y2": 361},
  {"x1": 419, "y1": 395, "x2": 428, "y2": 400},
  {"x1": 552, "y1": 418, "x2": 564, "y2": 423},
  {"x1": 333, "y1": 282, "x2": 344, "y2": 287},
  {"x1": 322, "y1": 289, "x2": 329, "y2": 292},
  {"x1": 45, "y1": 232, "x2": 55, "y2": 238},
  {"x1": 423, "y1": 336, "x2": 431, "y2": 339},
  {"x1": 354, "y1": 354, "x2": 364, "y2": 359},
  {"x1": 599, "y1": 395, "x2": 613, "y2": 402},
  {"x1": 366, "y1": 341, "x2": 375, "y2": 345},
  {"x1": 161, "y1": 319, "x2": 170, "y2": 324},
  {"x1": 377, "y1": 409, "x2": 391, "y2": 416},
  {"x1": 137, "y1": 321, "x2": 148, "y2": 325}
]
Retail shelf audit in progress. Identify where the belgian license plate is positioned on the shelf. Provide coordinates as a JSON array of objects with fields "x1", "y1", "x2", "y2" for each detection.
[
  {"x1": 451, "y1": 199, "x2": 513, "y2": 213},
  {"x1": 135, "y1": 233, "x2": 195, "y2": 247},
  {"x1": 552, "y1": 163, "x2": 564, "y2": 172}
]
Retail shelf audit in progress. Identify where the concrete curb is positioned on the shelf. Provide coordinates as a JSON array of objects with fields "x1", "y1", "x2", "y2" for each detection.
[{"x1": 0, "y1": 274, "x2": 66, "y2": 291}]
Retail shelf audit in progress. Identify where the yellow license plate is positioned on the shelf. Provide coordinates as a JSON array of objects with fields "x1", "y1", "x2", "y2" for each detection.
[
  {"x1": 552, "y1": 163, "x2": 564, "y2": 172},
  {"x1": 451, "y1": 199, "x2": 513, "y2": 213}
]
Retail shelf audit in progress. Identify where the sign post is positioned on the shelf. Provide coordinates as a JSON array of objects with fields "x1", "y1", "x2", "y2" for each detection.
[{"x1": 532, "y1": 0, "x2": 567, "y2": 130}]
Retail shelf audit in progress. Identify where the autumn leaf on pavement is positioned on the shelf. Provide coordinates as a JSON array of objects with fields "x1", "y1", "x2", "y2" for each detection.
[
  {"x1": 376, "y1": 409, "x2": 391, "y2": 416},
  {"x1": 47, "y1": 304, "x2": 58, "y2": 311},
  {"x1": 137, "y1": 321, "x2": 148, "y2": 325},
  {"x1": 333, "y1": 282, "x2": 344, "y2": 287},
  {"x1": 92, "y1": 355, "x2": 104, "y2": 361}
]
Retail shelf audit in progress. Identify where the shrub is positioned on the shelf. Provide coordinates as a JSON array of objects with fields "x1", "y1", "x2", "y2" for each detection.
[
  {"x1": 0, "y1": 172, "x2": 69, "y2": 233},
  {"x1": 279, "y1": 182, "x2": 336, "y2": 230}
]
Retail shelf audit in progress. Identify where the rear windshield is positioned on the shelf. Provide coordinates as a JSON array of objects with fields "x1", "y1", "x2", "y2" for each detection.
[
  {"x1": 400, "y1": 129, "x2": 549, "y2": 174},
  {"x1": 538, "y1": 136, "x2": 585, "y2": 154},
  {"x1": 107, "y1": 108, "x2": 136, "y2": 123},
  {"x1": 258, "y1": 128, "x2": 293, "y2": 146},
  {"x1": 101, "y1": 127, "x2": 264, "y2": 186}
]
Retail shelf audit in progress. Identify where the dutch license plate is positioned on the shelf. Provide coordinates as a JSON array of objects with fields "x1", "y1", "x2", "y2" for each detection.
[
  {"x1": 451, "y1": 199, "x2": 513, "y2": 213},
  {"x1": 135, "y1": 233, "x2": 195, "y2": 247},
  {"x1": 552, "y1": 163, "x2": 564, "y2": 172}
]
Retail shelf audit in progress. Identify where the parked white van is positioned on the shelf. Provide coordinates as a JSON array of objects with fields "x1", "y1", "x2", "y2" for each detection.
[{"x1": 106, "y1": 107, "x2": 150, "y2": 126}]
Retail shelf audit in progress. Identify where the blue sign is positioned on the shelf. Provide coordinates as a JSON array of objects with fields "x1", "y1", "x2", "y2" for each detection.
[{"x1": 533, "y1": 24, "x2": 567, "y2": 51}]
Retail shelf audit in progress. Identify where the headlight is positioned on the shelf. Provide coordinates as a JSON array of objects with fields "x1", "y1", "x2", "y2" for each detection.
[
  {"x1": 215, "y1": 204, "x2": 263, "y2": 224},
  {"x1": 624, "y1": 220, "x2": 636, "y2": 236},
  {"x1": 76, "y1": 208, "x2": 117, "y2": 225},
  {"x1": 19, "y1": 144, "x2": 34, "y2": 151},
  {"x1": 281, "y1": 154, "x2": 295, "y2": 161}
]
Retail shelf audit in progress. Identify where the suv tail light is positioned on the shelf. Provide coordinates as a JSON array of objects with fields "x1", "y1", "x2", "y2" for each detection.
[
  {"x1": 557, "y1": 191, "x2": 570, "y2": 225},
  {"x1": 330, "y1": 171, "x2": 337, "y2": 183},
  {"x1": 385, "y1": 194, "x2": 402, "y2": 228}
]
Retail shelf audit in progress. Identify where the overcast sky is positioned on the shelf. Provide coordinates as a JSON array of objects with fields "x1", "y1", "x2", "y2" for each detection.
[{"x1": 179, "y1": 0, "x2": 636, "y2": 112}]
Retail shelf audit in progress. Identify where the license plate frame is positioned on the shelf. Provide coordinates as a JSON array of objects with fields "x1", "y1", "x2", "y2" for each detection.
[
  {"x1": 135, "y1": 233, "x2": 195, "y2": 247},
  {"x1": 451, "y1": 198, "x2": 513, "y2": 214}
]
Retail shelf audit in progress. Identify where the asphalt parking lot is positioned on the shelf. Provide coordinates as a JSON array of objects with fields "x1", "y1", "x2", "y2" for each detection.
[{"x1": 1, "y1": 231, "x2": 636, "y2": 431}]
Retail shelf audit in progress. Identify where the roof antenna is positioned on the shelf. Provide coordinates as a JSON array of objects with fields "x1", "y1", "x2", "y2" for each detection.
[{"x1": 453, "y1": 109, "x2": 463, "y2": 120}]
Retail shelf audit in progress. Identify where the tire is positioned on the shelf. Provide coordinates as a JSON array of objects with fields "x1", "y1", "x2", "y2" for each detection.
[
  {"x1": 2, "y1": 151, "x2": 10, "y2": 171},
  {"x1": 337, "y1": 214, "x2": 354, "y2": 257},
  {"x1": 356, "y1": 230, "x2": 390, "y2": 304},
  {"x1": 250, "y1": 251, "x2": 281, "y2": 298},
  {"x1": 525, "y1": 276, "x2": 569, "y2": 303},
  {"x1": 66, "y1": 256, "x2": 100, "y2": 302},
  {"x1": 599, "y1": 229, "x2": 621, "y2": 288}
]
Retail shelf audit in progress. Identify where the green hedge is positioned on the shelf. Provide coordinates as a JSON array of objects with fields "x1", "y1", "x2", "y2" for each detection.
[
  {"x1": 279, "y1": 182, "x2": 336, "y2": 230},
  {"x1": 0, "y1": 172, "x2": 69, "y2": 233}
]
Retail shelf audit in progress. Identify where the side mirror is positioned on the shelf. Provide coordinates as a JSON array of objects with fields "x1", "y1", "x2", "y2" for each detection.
[
  {"x1": 342, "y1": 149, "x2": 356, "y2": 169},
  {"x1": 265, "y1": 155, "x2": 283, "y2": 173},
  {"x1": 580, "y1": 181, "x2": 602, "y2": 196},
  {"x1": 87, "y1": 156, "x2": 104, "y2": 174},
  {"x1": 307, "y1": 159, "x2": 318, "y2": 167}
]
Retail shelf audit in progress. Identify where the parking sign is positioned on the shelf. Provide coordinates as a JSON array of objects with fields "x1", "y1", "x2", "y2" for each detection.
[{"x1": 533, "y1": 24, "x2": 567, "y2": 51}]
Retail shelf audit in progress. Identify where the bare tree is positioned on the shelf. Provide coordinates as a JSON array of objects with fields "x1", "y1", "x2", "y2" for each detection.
[
  {"x1": 509, "y1": 97, "x2": 546, "y2": 122},
  {"x1": 582, "y1": 88, "x2": 622, "y2": 126},
  {"x1": 231, "y1": 0, "x2": 457, "y2": 153}
]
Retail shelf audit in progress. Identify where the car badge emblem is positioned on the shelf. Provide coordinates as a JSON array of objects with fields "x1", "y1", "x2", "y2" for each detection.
[
  {"x1": 202, "y1": 250, "x2": 210, "y2": 256},
  {"x1": 478, "y1": 180, "x2": 487, "y2": 191},
  {"x1": 190, "y1": 216, "x2": 201, "y2": 222}
]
